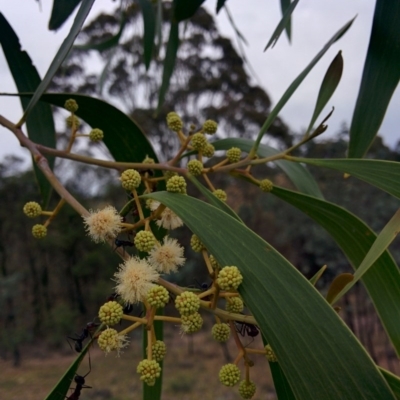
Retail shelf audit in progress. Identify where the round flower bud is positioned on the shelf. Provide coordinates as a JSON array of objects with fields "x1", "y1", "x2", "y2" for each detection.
[
  {"x1": 203, "y1": 143, "x2": 215, "y2": 158},
  {"x1": 226, "y1": 296, "x2": 244, "y2": 313},
  {"x1": 142, "y1": 155, "x2": 155, "y2": 164},
  {"x1": 89, "y1": 128, "x2": 104, "y2": 142},
  {"x1": 164, "y1": 171, "x2": 178, "y2": 181},
  {"x1": 66, "y1": 115, "x2": 80, "y2": 128},
  {"x1": 213, "y1": 189, "x2": 227, "y2": 202},
  {"x1": 23, "y1": 201, "x2": 42, "y2": 218},
  {"x1": 32, "y1": 224, "x2": 47, "y2": 239},
  {"x1": 166, "y1": 175, "x2": 187, "y2": 194},
  {"x1": 190, "y1": 234, "x2": 205, "y2": 252},
  {"x1": 175, "y1": 291, "x2": 200, "y2": 316},
  {"x1": 98, "y1": 328, "x2": 129, "y2": 355},
  {"x1": 210, "y1": 255, "x2": 221, "y2": 270},
  {"x1": 238, "y1": 380, "x2": 257, "y2": 399},
  {"x1": 259, "y1": 179, "x2": 273, "y2": 193},
  {"x1": 181, "y1": 312, "x2": 203, "y2": 334},
  {"x1": 211, "y1": 323, "x2": 230, "y2": 342},
  {"x1": 137, "y1": 359, "x2": 161, "y2": 386},
  {"x1": 147, "y1": 285, "x2": 169, "y2": 309},
  {"x1": 98, "y1": 301, "x2": 123, "y2": 326},
  {"x1": 219, "y1": 363, "x2": 241, "y2": 387},
  {"x1": 151, "y1": 340, "x2": 167, "y2": 362},
  {"x1": 64, "y1": 98, "x2": 78, "y2": 113},
  {"x1": 265, "y1": 344, "x2": 278, "y2": 362},
  {"x1": 134, "y1": 230, "x2": 157, "y2": 253},
  {"x1": 166, "y1": 112, "x2": 183, "y2": 132},
  {"x1": 120, "y1": 169, "x2": 141, "y2": 191},
  {"x1": 187, "y1": 159, "x2": 203, "y2": 176},
  {"x1": 217, "y1": 266, "x2": 243, "y2": 291},
  {"x1": 191, "y1": 133, "x2": 208, "y2": 152},
  {"x1": 226, "y1": 147, "x2": 241, "y2": 163},
  {"x1": 202, "y1": 119, "x2": 218, "y2": 135}
]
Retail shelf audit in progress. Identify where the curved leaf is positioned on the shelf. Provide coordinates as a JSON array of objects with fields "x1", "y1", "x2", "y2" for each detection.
[
  {"x1": 48, "y1": 0, "x2": 81, "y2": 31},
  {"x1": 144, "y1": 192, "x2": 395, "y2": 400},
  {"x1": 264, "y1": 0, "x2": 299, "y2": 51},
  {"x1": 305, "y1": 51, "x2": 343, "y2": 136},
  {"x1": 285, "y1": 157, "x2": 400, "y2": 199},
  {"x1": 272, "y1": 186, "x2": 400, "y2": 356},
  {"x1": 216, "y1": 0, "x2": 227, "y2": 14},
  {"x1": 0, "y1": 13, "x2": 55, "y2": 206},
  {"x1": 253, "y1": 17, "x2": 354, "y2": 154},
  {"x1": 381, "y1": 368, "x2": 400, "y2": 399},
  {"x1": 137, "y1": 0, "x2": 156, "y2": 70},
  {"x1": 17, "y1": 0, "x2": 96, "y2": 127},
  {"x1": 174, "y1": 0, "x2": 205, "y2": 22},
  {"x1": 279, "y1": 0, "x2": 293, "y2": 42},
  {"x1": 348, "y1": 0, "x2": 400, "y2": 158},
  {"x1": 212, "y1": 138, "x2": 323, "y2": 199},
  {"x1": 270, "y1": 362, "x2": 296, "y2": 400}
]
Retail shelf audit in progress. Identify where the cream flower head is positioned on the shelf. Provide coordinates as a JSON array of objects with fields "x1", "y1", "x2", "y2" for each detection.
[
  {"x1": 156, "y1": 208, "x2": 183, "y2": 230},
  {"x1": 114, "y1": 257, "x2": 159, "y2": 303},
  {"x1": 83, "y1": 206, "x2": 122, "y2": 243},
  {"x1": 148, "y1": 237, "x2": 185, "y2": 274}
]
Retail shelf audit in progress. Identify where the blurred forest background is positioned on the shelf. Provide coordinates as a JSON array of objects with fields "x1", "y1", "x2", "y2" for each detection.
[{"x1": 1, "y1": 2, "x2": 400, "y2": 392}]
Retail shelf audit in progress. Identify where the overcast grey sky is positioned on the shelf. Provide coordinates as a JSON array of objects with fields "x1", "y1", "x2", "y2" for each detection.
[{"x1": 0, "y1": 0, "x2": 399, "y2": 164}]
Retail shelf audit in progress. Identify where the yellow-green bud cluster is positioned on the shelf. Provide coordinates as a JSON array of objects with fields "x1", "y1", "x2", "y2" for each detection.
[
  {"x1": 187, "y1": 159, "x2": 203, "y2": 176},
  {"x1": 23, "y1": 202, "x2": 42, "y2": 218},
  {"x1": 134, "y1": 230, "x2": 156, "y2": 252},
  {"x1": 190, "y1": 234, "x2": 205, "y2": 252},
  {"x1": 166, "y1": 112, "x2": 183, "y2": 132},
  {"x1": 142, "y1": 155, "x2": 155, "y2": 164},
  {"x1": 219, "y1": 363, "x2": 241, "y2": 387},
  {"x1": 98, "y1": 301, "x2": 123, "y2": 326},
  {"x1": 151, "y1": 340, "x2": 167, "y2": 362},
  {"x1": 166, "y1": 176, "x2": 187, "y2": 194},
  {"x1": 211, "y1": 323, "x2": 230, "y2": 342},
  {"x1": 64, "y1": 98, "x2": 79, "y2": 113},
  {"x1": 164, "y1": 171, "x2": 178, "y2": 181},
  {"x1": 259, "y1": 179, "x2": 273, "y2": 193},
  {"x1": 202, "y1": 119, "x2": 218, "y2": 135},
  {"x1": 181, "y1": 312, "x2": 203, "y2": 334},
  {"x1": 238, "y1": 380, "x2": 257, "y2": 399},
  {"x1": 66, "y1": 115, "x2": 80, "y2": 128},
  {"x1": 175, "y1": 291, "x2": 200, "y2": 316},
  {"x1": 217, "y1": 266, "x2": 243, "y2": 291},
  {"x1": 191, "y1": 133, "x2": 208, "y2": 151},
  {"x1": 213, "y1": 189, "x2": 227, "y2": 202},
  {"x1": 203, "y1": 143, "x2": 215, "y2": 157},
  {"x1": 265, "y1": 344, "x2": 278, "y2": 362},
  {"x1": 147, "y1": 285, "x2": 169, "y2": 309},
  {"x1": 226, "y1": 147, "x2": 241, "y2": 163},
  {"x1": 209, "y1": 255, "x2": 221, "y2": 270},
  {"x1": 226, "y1": 296, "x2": 244, "y2": 313},
  {"x1": 137, "y1": 359, "x2": 161, "y2": 386},
  {"x1": 32, "y1": 224, "x2": 47, "y2": 239},
  {"x1": 89, "y1": 128, "x2": 104, "y2": 142},
  {"x1": 120, "y1": 169, "x2": 141, "y2": 190},
  {"x1": 98, "y1": 328, "x2": 120, "y2": 352}
]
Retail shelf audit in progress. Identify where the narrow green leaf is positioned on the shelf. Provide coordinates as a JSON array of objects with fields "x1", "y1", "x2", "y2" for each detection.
[
  {"x1": 187, "y1": 174, "x2": 243, "y2": 222},
  {"x1": 174, "y1": 0, "x2": 205, "y2": 22},
  {"x1": 212, "y1": 138, "x2": 324, "y2": 199},
  {"x1": 137, "y1": 0, "x2": 156, "y2": 70},
  {"x1": 305, "y1": 51, "x2": 343, "y2": 136},
  {"x1": 48, "y1": 0, "x2": 81, "y2": 31},
  {"x1": 272, "y1": 186, "x2": 400, "y2": 356},
  {"x1": 331, "y1": 208, "x2": 400, "y2": 304},
  {"x1": 285, "y1": 157, "x2": 400, "y2": 200},
  {"x1": 144, "y1": 192, "x2": 395, "y2": 400},
  {"x1": 270, "y1": 362, "x2": 296, "y2": 400},
  {"x1": 0, "y1": 13, "x2": 55, "y2": 205},
  {"x1": 309, "y1": 264, "x2": 327, "y2": 286},
  {"x1": 252, "y1": 17, "x2": 354, "y2": 154},
  {"x1": 279, "y1": 0, "x2": 293, "y2": 42},
  {"x1": 348, "y1": 0, "x2": 400, "y2": 158},
  {"x1": 224, "y1": 4, "x2": 248, "y2": 46},
  {"x1": 264, "y1": 0, "x2": 299, "y2": 51},
  {"x1": 381, "y1": 368, "x2": 400, "y2": 399},
  {"x1": 157, "y1": 20, "x2": 179, "y2": 113},
  {"x1": 17, "y1": 0, "x2": 96, "y2": 127},
  {"x1": 44, "y1": 338, "x2": 93, "y2": 400},
  {"x1": 73, "y1": 12, "x2": 127, "y2": 52},
  {"x1": 216, "y1": 0, "x2": 227, "y2": 14},
  {"x1": 326, "y1": 273, "x2": 354, "y2": 304}
]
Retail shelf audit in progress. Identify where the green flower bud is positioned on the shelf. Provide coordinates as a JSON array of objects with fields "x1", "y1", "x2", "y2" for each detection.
[
  {"x1": 187, "y1": 159, "x2": 203, "y2": 176},
  {"x1": 166, "y1": 112, "x2": 183, "y2": 132},
  {"x1": 238, "y1": 380, "x2": 257, "y2": 399},
  {"x1": 23, "y1": 201, "x2": 42, "y2": 218},
  {"x1": 32, "y1": 224, "x2": 47, "y2": 239},
  {"x1": 202, "y1": 119, "x2": 218, "y2": 135},
  {"x1": 181, "y1": 312, "x2": 203, "y2": 334},
  {"x1": 147, "y1": 285, "x2": 169, "y2": 309},
  {"x1": 137, "y1": 359, "x2": 161, "y2": 386},
  {"x1": 211, "y1": 323, "x2": 230, "y2": 342},
  {"x1": 89, "y1": 128, "x2": 104, "y2": 142},
  {"x1": 217, "y1": 266, "x2": 243, "y2": 291},
  {"x1": 226, "y1": 296, "x2": 244, "y2": 313},
  {"x1": 190, "y1": 234, "x2": 205, "y2": 252},
  {"x1": 219, "y1": 363, "x2": 240, "y2": 387},
  {"x1": 164, "y1": 171, "x2": 178, "y2": 181},
  {"x1": 120, "y1": 169, "x2": 141, "y2": 190},
  {"x1": 203, "y1": 143, "x2": 215, "y2": 158},
  {"x1": 213, "y1": 189, "x2": 227, "y2": 202},
  {"x1": 64, "y1": 98, "x2": 78, "y2": 113},
  {"x1": 259, "y1": 179, "x2": 273, "y2": 193},
  {"x1": 191, "y1": 133, "x2": 208, "y2": 152},
  {"x1": 151, "y1": 340, "x2": 167, "y2": 362},
  {"x1": 66, "y1": 115, "x2": 80, "y2": 128},
  {"x1": 142, "y1": 155, "x2": 155, "y2": 164},
  {"x1": 265, "y1": 344, "x2": 278, "y2": 362},
  {"x1": 210, "y1": 254, "x2": 221, "y2": 270},
  {"x1": 175, "y1": 291, "x2": 200, "y2": 316},
  {"x1": 226, "y1": 147, "x2": 241, "y2": 163},
  {"x1": 166, "y1": 176, "x2": 187, "y2": 194},
  {"x1": 99, "y1": 301, "x2": 123, "y2": 326},
  {"x1": 134, "y1": 230, "x2": 157, "y2": 252}
]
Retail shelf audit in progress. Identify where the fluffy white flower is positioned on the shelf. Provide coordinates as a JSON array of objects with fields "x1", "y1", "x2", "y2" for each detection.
[
  {"x1": 114, "y1": 257, "x2": 159, "y2": 303},
  {"x1": 156, "y1": 208, "x2": 183, "y2": 230},
  {"x1": 83, "y1": 206, "x2": 122, "y2": 243},
  {"x1": 148, "y1": 237, "x2": 185, "y2": 274}
]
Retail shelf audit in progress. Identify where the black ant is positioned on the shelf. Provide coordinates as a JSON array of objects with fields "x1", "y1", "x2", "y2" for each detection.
[
  {"x1": 66, "y1": 353, "x2": 92, "y2": 399},
  {"x1": 68, "y1": 322, "x2": 99, "y2": 353},
  {"x1": 235, "y1": 322, "x2": 260, "y2": 338}
]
